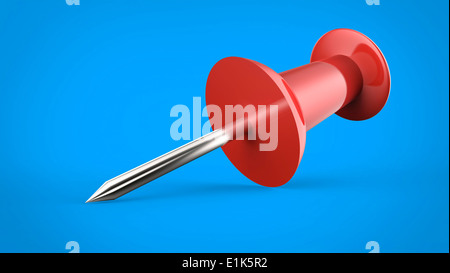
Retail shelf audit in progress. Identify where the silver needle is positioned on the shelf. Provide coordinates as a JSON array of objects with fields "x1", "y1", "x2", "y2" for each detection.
[{"x1": 86, "y1": 129, "x2": 231, "y2": 202}]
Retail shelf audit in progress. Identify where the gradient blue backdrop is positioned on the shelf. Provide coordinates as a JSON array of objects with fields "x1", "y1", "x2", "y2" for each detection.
[{"x1": 0, "y1": 0, "x2": 448, "y2": 253}]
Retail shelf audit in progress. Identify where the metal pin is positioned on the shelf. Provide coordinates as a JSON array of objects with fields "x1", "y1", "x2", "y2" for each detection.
[{"x1": 86, "y1": 129, "x2": 231, "y2": 202}]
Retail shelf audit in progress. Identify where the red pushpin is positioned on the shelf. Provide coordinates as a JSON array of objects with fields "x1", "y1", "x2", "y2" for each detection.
[{"x1": 87, "y1": 28, "x2": 390, "y2": 202}]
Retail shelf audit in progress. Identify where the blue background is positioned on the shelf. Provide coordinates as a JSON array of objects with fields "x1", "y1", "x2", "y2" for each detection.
[{"x1": 0, "y1": 0, "x2": 448, "y2": 253}]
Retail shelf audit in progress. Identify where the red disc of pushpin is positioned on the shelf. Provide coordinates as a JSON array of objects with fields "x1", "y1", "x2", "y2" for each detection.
[
  {"x1": 206, "y1": 29, "x2": 390, "y2": 187},
  {"x1": 206, "y1": 57, "x2": 307, "y2": 187}
]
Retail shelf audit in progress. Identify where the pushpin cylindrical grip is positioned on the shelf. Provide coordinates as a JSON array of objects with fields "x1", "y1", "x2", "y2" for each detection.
[{"x1": 280, "y1": 55, "x2": 363, "y2": 130}]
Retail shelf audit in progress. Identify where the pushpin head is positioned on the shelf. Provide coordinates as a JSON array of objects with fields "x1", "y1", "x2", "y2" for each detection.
[{"x1": 206, "y1": 29, "x2": 390, "y2": 188}]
